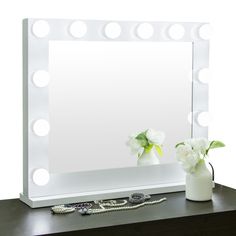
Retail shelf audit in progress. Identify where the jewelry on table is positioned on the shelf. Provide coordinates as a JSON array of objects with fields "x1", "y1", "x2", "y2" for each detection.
[
  {"x1": 51, "y1": 195, "x2": 167, "y2": 215},
  {"x1": 51, "y1": 205, "x2": 76, "y2": 214},
  {"x1": 51, "y1": 202, "x2": 92, "y2": 214},
  {"x1": 80, "y1": 197, "x2": 167, "y2": 215},
  {"x1": 129, "y1": 193, "x2": 151, "y2": 204}
]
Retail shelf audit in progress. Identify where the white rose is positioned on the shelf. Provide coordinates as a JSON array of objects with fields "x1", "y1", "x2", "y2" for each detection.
[
  {"x1": 185, "y1": 138, "x2": 210, "y2": 155},
  {"x1": 182, "y1": 152, "x2": 201, "y2": 173},
  {"x1": 146, "y1": 129, "x2": 165, "y2": 145},
  {"x1": 176, "y1": 144, "x2": 201, "y2": 173},
  {"x1": 127, "y1": 136, "x2": 144, "y2": 157}
]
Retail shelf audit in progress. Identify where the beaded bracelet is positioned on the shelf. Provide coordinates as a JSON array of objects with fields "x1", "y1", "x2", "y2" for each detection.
[{"x1": 129, "y1": 193, "x2": 151, "y2": 204}]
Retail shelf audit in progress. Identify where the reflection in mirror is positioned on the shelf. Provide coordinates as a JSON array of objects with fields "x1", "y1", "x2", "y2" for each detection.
[{"x1": 48, "y1": 41, "x2": 192, "y2": 173}]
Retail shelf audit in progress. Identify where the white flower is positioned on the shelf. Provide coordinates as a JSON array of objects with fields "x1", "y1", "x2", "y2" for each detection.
[
  {"x1": 184, "y1": 138, "x2": 210, "y2": 155},
  {"x1": 146, "y1": 129, "x2": 165, "y2": 145},
  {"x1": 176, "y1": 144, "x2": 201, "y2": 173},
  {"x1": 127, "y1": 136, "x2": 144, "y2": 157}
]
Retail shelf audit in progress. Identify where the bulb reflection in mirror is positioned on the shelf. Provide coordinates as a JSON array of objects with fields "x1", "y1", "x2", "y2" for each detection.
[
  {"x1": 136, "y1": 23, "x2": 154, "y2": 39},
  {"x1": 32, "y1": 70, "x2": 50, "y2": 87},
  {"x1": 33, "y1": 119, "x2": 50, "y2": 136},
  {"x1": 69, "y1": 21, "x2": 87, "y2": 38},
  {"x1": 197, "y1": 112, "x2": 210, "y2": 127},
  {"x1": 198, "y1": 68, "x2": 210, "y2": 84},
  {"x1": 104, "y1": 22, "x2": 121, "y2": 39},
  {"x1": 168, "y1": 24, "x2": 185, "y2": 40},
  {"x1": 32, "y1": 20, "x2": 50, "y2": 38},
  {"x1": 33, "y1": 168, "x2": 50, "y2": 186},
  {"x1": 188, "y1": 112, "x2": 193, "y2": 124},
  {"x1": 198, "y1": 24, "x2": 211, "y2": 40}
]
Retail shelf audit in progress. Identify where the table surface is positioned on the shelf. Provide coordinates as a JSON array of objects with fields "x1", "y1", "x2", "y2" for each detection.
[{"x1": 1, "y1": 184, "x2": 236, "y2": 236}]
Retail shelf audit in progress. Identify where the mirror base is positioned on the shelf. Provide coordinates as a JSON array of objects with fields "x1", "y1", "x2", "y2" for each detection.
[{"x1": 20, "y1": 182, "x2": 185, "y2": 208}]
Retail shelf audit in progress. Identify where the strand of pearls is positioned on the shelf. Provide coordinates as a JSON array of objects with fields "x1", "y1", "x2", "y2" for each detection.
[
  {"x1": 87, "y1": 197, "x2": 167, "y2": 215},
  {"x1": 51, "y1": 205, "x2": 75, "y2": 214},
  {"x1": 95, "y1": 200, "x2": 128, "y2": 208}
]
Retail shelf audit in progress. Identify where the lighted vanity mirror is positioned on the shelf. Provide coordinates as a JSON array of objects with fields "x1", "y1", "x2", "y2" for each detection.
[{"x1": 21, "y1": 19, "x2": 209, "y2": 208}]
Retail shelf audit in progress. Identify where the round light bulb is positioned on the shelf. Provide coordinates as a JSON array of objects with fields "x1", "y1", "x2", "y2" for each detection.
[
  {"x1": 104, "y1": 22, "x2": 122, "y2": 39},
  {"x1": 69, "y1": 21, "x2": 87, "y2": 38},
  {"x1": 197, "y1": 112, "x2": 210, "y2": 127},
  {"x1": 198, "y1": 24, "x2": 211, "y2": 40},
  {"x1": 33, "y1": 168, "x2": 50, "y2": 186},
  {"x1": 168, "y1": 24, "x2": 185, "y2": 40},
  {"x1": 136, "y1": 23, "x2": 154, "y2": 40},
  {"x1": 198, "y1": 68, "x2": 210, "y2": 84},
  {"x1": 32, "y1": 20, "x2": 50, "y2": 38},
  {"x1": 32, "y1": 119, "x2": 50, "y2": 136},
  {"x1": 32, "y1": 70, "x2": 50, "y2": 87}
]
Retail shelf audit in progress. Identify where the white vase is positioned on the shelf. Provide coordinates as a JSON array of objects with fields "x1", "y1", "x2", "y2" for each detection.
[
  {"x1": 137, "y1": 149, "x2": 160, "y2": 166},
  {"x1": 186, "y1": 160, "x2": 213, "y2": 201}
]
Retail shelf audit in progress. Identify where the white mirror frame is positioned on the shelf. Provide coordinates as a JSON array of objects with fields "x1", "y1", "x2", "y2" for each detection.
[{"x1": 21, "y1": 19, "x2": 209, "y2": 208}]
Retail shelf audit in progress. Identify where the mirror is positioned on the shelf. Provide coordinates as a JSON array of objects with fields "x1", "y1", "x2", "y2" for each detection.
[
  {"x1": 48, "y1": 41, "x2": 192, "y2": 173},
  {"x1": 21, "y1": 19, "x2": 209, "y2": 208}
]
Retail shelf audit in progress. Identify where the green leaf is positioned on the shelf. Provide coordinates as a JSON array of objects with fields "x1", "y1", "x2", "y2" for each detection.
[
  {"x1": 136, "y1": 132, "x2": 148, "y2": 147},
  {"x1": 206, "y1": 140, "x2": 225, "y2": 155},
  {"x1": 209, "y1": 140, "x2": 225, "y2": 149},
  {"x1": 155, "y1": 145, "x2": 163, "y2": 157},
  {"x1": 145, "y1": 144, "x2": 154, "y2": 153},
  {"x1": 175, "y1": 142, "x2": 184, "y2": 148}
]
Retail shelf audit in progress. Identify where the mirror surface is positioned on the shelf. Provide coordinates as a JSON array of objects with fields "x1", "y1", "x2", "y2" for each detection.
[{"x1": 48, "y1": 41, "x2": 192, "y2": 173}]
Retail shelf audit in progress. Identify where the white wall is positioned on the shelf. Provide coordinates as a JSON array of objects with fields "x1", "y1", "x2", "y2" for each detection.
[{"x1": 0, "y1": 0, "x2": 235, "y2": 199}]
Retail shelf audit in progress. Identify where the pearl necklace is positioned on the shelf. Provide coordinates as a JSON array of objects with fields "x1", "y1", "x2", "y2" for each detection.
[
  {"x1": 51, "y1": 205, "x2": 75, "y2": 214},
  {"x1": 81, "y1": 197, "x2": 167, "y2": 215}
]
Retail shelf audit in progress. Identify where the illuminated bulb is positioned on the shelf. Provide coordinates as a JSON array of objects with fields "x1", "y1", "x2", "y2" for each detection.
[
  {"x1": 136, "y1": 23, "x2": 154, "y2": 39},
  {"x1": 32, "y1": 70, "x2": 50, "y2": 87},
  {"x1": 69, "y1": 21, "x2": 87, "y2": 38},
  {"x1": 33, "y1": 119, "x2": 50, "y2": 136},
  {"x1": 32, "y1": 20, "x2": 50, "y2": 38},
  {"x1": 33, "y1": 168, "x2": 50, "y2": 186},
  {"x1": 198, "y1": 68, "x2": 210, "y2": 84},
  {"x1": 168, "y1": 24, "x2": 185, "y2": 40},
  {"x1": 197, "y1": 112, "x2": 210, "y2": 127},
  {"x1": 198, "y1": 24, "x2": 211, "y2": 40},
  {"x1": 104, "y1": 22, "x2": 121, "y2": 39}
]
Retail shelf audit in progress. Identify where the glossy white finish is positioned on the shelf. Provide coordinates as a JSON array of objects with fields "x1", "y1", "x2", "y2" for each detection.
[
  {"x1": 186, "y1": 161, "x2": 212, "y2": 201},
  {"x1": 20, "y1": 181, "x2": 185, "y2": 208}
]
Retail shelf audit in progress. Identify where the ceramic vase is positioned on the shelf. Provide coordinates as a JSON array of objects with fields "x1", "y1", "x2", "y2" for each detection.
[
  {"x1": 137, "y1": 149, "x2": 160, "y2": 166},
  {"x1": 186, "y1": 160, "x2": 213, "y2": 201}
]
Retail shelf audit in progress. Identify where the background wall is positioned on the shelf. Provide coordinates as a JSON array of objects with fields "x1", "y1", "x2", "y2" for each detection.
[{"x1": 0, "y1": 0, "x2": 235, "y2": 199}]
